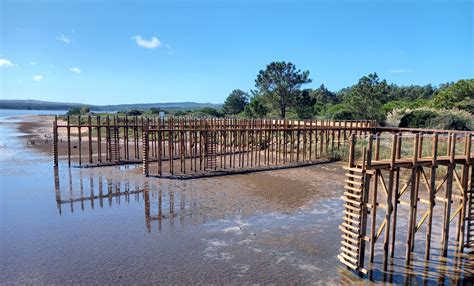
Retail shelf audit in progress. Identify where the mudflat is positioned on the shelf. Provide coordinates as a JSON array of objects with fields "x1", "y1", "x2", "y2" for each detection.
[{"x1": 1, "y1": 115, "x2": 472, "y2": 284}]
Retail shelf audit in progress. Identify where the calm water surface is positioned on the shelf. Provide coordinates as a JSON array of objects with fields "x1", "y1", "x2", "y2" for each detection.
[{"x1": 0, "y1": 110, "x2": 472, "y2": 284}]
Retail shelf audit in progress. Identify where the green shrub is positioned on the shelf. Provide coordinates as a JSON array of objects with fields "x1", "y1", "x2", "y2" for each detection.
[
  {"x1": 125, "y1": 109, "x2": 143, "y2": 116},
  {"x1": 428, "y1": 110, "x2": 474, "y2": 130},
  {"x1": 398, "y1": 107, "x2": 474, "y2": 130},
  {"x1": 399, "y1": 109, "x2": 438, "y2": 128},
  {"x1": 325, "y1": 103, "x2": 354, "y2": 120}
]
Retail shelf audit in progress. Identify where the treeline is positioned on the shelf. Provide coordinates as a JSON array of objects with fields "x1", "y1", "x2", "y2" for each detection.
[
  {"x1": 220, "y1": 61, "x2": 473, "y2": 130},
  {"x1": 66, "y1": 61, "x2": 473, "y2": 130}
]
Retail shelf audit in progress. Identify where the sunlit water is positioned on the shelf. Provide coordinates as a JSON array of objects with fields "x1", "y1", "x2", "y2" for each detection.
[{"x1": 0, "y1": 110, "x2": 472, "y2": 284}]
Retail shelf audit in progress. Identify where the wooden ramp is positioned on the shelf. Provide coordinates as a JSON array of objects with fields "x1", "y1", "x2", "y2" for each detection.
[
  {"x1": 338, "y1": 166, "x2": 369, "y2": 274},
  {"x1": 468, "y1": 164, "x2": 474, "y2": 248},
  {"x1": 205, "y1": 131, "x2": 217, "y2": 170},
  {"x1": 109, "y1": 127, "x2": 120, "y2": 163}
]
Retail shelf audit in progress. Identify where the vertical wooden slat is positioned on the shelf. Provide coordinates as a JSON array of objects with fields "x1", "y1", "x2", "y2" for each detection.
[
  {"x1": 88, "y1": 116, "x2": 92, "y2": 164},
  {"x1": 441, "y1": 133, "x2": 456, "y2": 257},
  {"x1": 405, "y1": 133, "x2": 420, "y2": 265},
  {"x1": 53, "y1": 115, "x2": 58, "y2": 166},
  {"x1": 67, "y1": 115, "x2": 71, "y2": 166},
  {"x1": 425, "y1": 133, "x2": 438, "y2": 260},
  {"x1": 78, "y1": 115, "x2": 82, "y2": 166}
]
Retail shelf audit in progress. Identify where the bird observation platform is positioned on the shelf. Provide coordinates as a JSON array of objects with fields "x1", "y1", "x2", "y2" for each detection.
[{"x1": 52, "y1": 116, "x2": 375, "y2": 178}]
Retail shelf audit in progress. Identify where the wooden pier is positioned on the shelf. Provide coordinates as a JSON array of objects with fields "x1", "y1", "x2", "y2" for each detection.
[
  {"x1": 338, "y1": 131, "x2": 474, "y2": 276},
  {"x1": 141, "y1": 118, "x2": 374, "y2": 178},
  {"x1": 52, "y1": 116, "x2": 375, "y2": 175}
]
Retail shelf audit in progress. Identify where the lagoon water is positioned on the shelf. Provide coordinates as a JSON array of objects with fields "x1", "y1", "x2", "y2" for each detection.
[{"x1": 0, "y1": 110, "x2": 472, "y2": 284}]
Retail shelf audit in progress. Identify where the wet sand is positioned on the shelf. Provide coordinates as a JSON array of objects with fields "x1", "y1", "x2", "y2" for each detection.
[{"x1": 1, "y1": 115, "x2": 473, "y2": 285}]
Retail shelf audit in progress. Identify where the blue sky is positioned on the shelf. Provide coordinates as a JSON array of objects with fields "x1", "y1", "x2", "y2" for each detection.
[{"x1": 1, "y1": 0, "x2": 472, "y2": 105}]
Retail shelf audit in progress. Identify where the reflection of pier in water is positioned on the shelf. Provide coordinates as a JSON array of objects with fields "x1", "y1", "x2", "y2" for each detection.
[{"x1": 53, "y1": 167, "x2": 229, "y2": 232}]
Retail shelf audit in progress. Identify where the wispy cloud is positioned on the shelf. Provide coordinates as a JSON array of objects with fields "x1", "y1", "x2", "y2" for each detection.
[
  {"x1": 165, "y1": 43, "x2": 174, "y2": 55},
  {"x1": 30, "y1": 61, "x2": 38, "y2": 66},
  {"x1": 33, "y1": 75, "x2": 44, "y2": 81},
  {"x1": 0, "y1": 58, "x2": 14, "y2": 67},
  {"x1": 57, "y1": 34, "x2": 71, "y2": 44},
  {"x1": 69, "y1": 67, "x2": 81, "y2": 74},
  {"x1": 132, "y1": 35, "x2": 161, "y2": 49},
  {"x1": 389, "y1": 69, "x2": 412, "y2": 74}
]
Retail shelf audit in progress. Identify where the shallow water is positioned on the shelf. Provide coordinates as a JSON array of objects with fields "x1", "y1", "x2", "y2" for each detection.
[{"x1": 0, "y1": 111, "x2": 472, "y2": 284}]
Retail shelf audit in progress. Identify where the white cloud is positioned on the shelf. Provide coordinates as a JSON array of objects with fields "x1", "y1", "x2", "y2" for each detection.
[
  {"x1": 132, "y1": 35, "x2": 161, "y2": 49},
  {"x1": 389, "y1": 69, "x2": 412, "y2": 73},
  {"x1": 30, "y1": 61, "x2": 37, "y2": 66},
  {"x1": 33, "y1": 75, "x2": 44, "y2": 81},
  {"x1": 0, "y1": 59, "x2": 14, "y2": 67},
  {"x1": 57, "y1": 34, "x2": 71, "y2": 44},
  {"x1": 69, "y1": 67, "x2": 81, "y2": 74}
]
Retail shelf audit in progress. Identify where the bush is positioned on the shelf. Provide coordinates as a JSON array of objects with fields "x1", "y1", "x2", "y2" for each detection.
[
  {"x1": 198, "y1": 107, "x2": 222, "y2": 117},
  {"x1": 382, "y1": 99, "x2": 430, "y2": 113},
  {"x1": 325, "y1": 104, "x2": 354, "y2": 120},
  {"x1": 431, "y1": 79, "x2": 474, "y2": 111},
  {"x1": 149, "y1": 107, "x2": 162, "y2": 114},
  {"x1": 399, "y1": 109, "x2": 438, "y2": 128},
  {"x1": 66, "y1": 106, "x2": 90, "y2": 116},
  {"x1": 398, "y1": 108, "x2": 474, "y2": 130},
  {"x1": 428, "y1": 110, "x2": 474, "y2": 130},
  {"x1": 66, "y1": 107, "x2": 81, "y2": 116},
  {"x1": 125, "y1": 109, "x2": 143, "y2": 116},
  {"x1": 385, "y1": 109, "x2": 409, "y2": 127}
]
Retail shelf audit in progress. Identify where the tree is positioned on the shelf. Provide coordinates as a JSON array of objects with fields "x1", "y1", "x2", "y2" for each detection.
[
  {"x1": 388, "y1": 84, "x2": 435, "y2": 101},
  {"x1": 67, "y1": 106, "x2": 90, "y2": 116},
  {"x1": 311, "y1": 84, "x2": 339, "y2": 104},
  {"x1": 149, "y1": 107, "x2": 162, "y2": 114},
  {"x1": 255, "y1": 61, "x2": 312, "y2": 118},
  {"x1": 343, "y1": 73, "x2": 390, "y2": 122},
  {"x1": 198, "y1": 107, "x2": 222, "y2": 117},
  {"x1": 244, "y1": 94, "x2": 268, "y2": 118},
  {"x1": 126, "y1": 109, "x2": 143, "y2": 116},
  {"x1": 432, "y1": 79, "x2": 474, "y2": 113},
  {"x1": 294, "y1": 89, "x2": 316, "y2": 119},
  {"x1": 80, "y1": 106, "x2": 91, "y2": 115},
  {"x1": 222, "y1": 89, "x2": 249, "y2": 115}
]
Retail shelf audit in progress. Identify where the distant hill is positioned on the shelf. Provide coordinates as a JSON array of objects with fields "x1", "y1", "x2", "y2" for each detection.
[{"x1": 0, "y1": 99, "x2": 222, "y2": 111}]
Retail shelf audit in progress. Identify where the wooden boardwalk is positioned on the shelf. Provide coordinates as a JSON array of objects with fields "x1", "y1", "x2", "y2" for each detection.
[
  {"x1": 338, "y1": 132, "x2": 474, "y2": 276},
  {"x1": 52, "y1": 116, "x2": 375, "y2": 174}
]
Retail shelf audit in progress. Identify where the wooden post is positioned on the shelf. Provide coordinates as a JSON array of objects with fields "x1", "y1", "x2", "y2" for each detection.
[
  {"x1": 53, "y1": 115, "x2": 58, "y2": 166},
  {"x1": 169, "y1": 117, "x2": 173, "y2": 174},
  {"x1": 369, "y1": 134, "x2": 380, "y2": 263},
  {"x1": 390, "y1": 133, "x2": 402, "y2": 258},
  {"x1": 97, "y1": 116, "x2": 102, "y2": 163},
  {"x1": 441, "y1": 133, "x2": 456, "y2": 257},
  {"x1": 405, "y1": 133, "x2": 420, "y2": 265},
  {"x1": 143, "y1": 118, "x2": 149, "y2": 176},
  {"x1": 382, "y1": 134, "x2": 398, "y2": 270},
  {"x1": 296, "y1": 120, "x2": 301, "y2": 162},
  {"x1": 425, "y1": 133, "x2": 438, "y2": 260},
  {"x1": 359, "y1": 136, "x2": 372, "y2": 273},
  {"x1": 67, "y1": 115, "x2": 71, "y2": 166},
  {"x1": 88, "y1": 116, "x2": 92, "y2": 164},
  {"x1": 158, "y1": 118, "x2": 162, "y2": 176},
  {"x1": 106, "y1": 116, "x2": 110, "y2": 162},
  {"x1": 78, "y1": 115, "x2": 82, "y2": 166},
  {"x1": 457, "y1": 133, "x2": 471, "y2": 251}
]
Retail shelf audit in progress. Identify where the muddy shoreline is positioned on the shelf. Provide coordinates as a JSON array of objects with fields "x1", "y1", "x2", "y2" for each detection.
[{"x1": 1, "y1": 114, "x2": 472, "y2": 284}]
